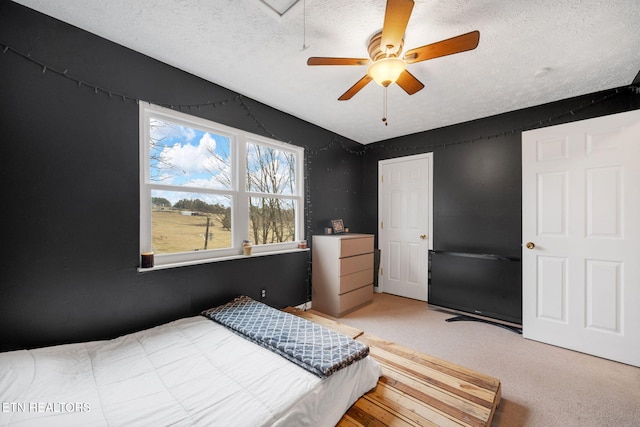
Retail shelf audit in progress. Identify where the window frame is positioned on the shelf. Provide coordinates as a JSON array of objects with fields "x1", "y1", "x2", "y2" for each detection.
[{"x1": 139, "y1": 102, "x2": 305, "y2": 268}]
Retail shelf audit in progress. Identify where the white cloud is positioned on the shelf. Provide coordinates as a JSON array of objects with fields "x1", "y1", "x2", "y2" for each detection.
[
  {"x1": 180, "y1": 126, "x2": 197, "y2": 141},
  {"x1": 149, "y1": 120, "x2": 197, "y2": 143},
  {"x1": 160, "y1": 132, "x2": 217, "y2": 174}
]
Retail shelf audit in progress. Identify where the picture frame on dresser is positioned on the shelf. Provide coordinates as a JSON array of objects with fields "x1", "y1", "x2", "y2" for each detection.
[{"x1": 331, "y1": 219, "x2": 345, "y2": 234}]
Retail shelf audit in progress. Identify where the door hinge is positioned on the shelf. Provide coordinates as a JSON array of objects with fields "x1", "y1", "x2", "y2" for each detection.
[
  {"x1": 381, "y1": 175, "x2": 384, "y2": 183},
  {"x1": 380, "y1": 267, "x2": 383, "y2": 276},
  {"x1": 380, "y1": 221, "x2": 384, "y2": 229}
]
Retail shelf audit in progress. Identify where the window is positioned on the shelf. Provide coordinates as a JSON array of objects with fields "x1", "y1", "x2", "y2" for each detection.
[{"x1": 140, "y1": 102, "x2": 304, "y2": 267}]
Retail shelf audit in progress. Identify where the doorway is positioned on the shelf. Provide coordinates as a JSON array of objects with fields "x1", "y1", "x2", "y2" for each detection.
[
  {"x1": 522, "y1": 109, "x2": 640, "y2": 367},
  {"x1": 378, "y1": 153, "x2": 433, "y2": 301}
]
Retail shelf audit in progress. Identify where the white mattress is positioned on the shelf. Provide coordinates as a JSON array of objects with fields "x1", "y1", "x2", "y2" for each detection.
[{"x1": 0, "y1": 316, "x2": 381, "y2": 426}]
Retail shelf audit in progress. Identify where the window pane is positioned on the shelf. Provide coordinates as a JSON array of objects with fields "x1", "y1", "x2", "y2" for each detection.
[
  {"x1": 151, "y1": 190, "x2": 232, "y2": 254},
  {"x1": 141, "y1": 102, "x2": 304, "y2": 265},
  {"x1": 249, "y1": 197, "x2": 296, "y2": 244},
  {"x1": 246, "y1": 142, "x2": 296, "y2": 194},
  {"x1": 149, "y1": 118, "x2": 232, "y2": 190}
]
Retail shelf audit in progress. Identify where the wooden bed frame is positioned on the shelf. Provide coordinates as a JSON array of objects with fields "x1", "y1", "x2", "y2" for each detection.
[{"x1": 283, "y1": 307, "x2": 501, "y2": 427}]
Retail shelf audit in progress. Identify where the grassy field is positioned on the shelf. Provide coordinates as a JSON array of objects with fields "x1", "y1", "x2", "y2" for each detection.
[{"x1": 152, "y1": 209, "x2": 231, "y2": 254}]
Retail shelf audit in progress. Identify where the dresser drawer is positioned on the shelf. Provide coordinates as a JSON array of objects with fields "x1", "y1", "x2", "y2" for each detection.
[
  {"x1": 339, "y1": 253, "x2": 373, "y2": 276},
  {"x1": 339, "y1": 268, "x2": 373, "y2": 294},
  {"x1": 336, "y1": 284, "x2": 373, "y2": 316},
  {"x1": 340, "y1": 236, "x2": 374, "y2": 258}
]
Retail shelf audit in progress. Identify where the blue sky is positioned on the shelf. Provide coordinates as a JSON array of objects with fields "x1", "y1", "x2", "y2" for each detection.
[
  {"x1": 147, "y1": 117, "x2": 297, "y2": 206},
  {"x1": 149, "y1": 118, "x2": 231, "y2": 206}
]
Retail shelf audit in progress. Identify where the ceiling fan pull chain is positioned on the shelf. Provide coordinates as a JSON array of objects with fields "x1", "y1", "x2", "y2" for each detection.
[{"x1": 382, "y1": 86, "x2": 388, "y2": 126}]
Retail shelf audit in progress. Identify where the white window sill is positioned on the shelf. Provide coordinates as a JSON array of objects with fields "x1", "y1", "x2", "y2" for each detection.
[{"x1": 137, "y1": 247, "x2": 309, "y2": 272}]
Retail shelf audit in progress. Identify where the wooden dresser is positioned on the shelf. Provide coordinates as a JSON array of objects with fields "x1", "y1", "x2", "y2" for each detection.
[{"x1": 311, "y1": 234, "x2": 374, "y2": 317}]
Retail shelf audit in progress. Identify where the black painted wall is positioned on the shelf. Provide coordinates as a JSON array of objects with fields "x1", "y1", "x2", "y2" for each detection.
[
  {"x1": 0, "y1": 2, "x2": 364, "y2": 352},
  {"x1": 2, "y1": 1, "x2": 638, "y2": 351},
  {"x1": 361, "y1": 86, "x2": 639, "y2": 323},
  {"x1": 362, "y1": 91, "x2": 639, "y2": 254}
]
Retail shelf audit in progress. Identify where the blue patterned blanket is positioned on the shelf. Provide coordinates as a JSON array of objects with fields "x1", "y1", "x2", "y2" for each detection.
[{"x1": 201, "y1": 296, "x2": 369, "y2": 378}]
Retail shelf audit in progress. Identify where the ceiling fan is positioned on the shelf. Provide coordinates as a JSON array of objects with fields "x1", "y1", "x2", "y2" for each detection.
[{"x1": 307, "y1": 0, "x2": 480, "y2": 101}]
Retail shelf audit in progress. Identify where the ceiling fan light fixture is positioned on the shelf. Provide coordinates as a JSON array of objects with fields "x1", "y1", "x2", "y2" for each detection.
[
  {"x1": 306, "y1": 0, "x2": 479, "y2": 101},
  {"x1": 367, "y1": 57, "x2": 406, "y2": 87}
]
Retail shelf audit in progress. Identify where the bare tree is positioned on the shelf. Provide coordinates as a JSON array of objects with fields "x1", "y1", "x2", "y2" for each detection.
[
  {"x1": 149, "y1": 119, "x2": 184, "y2": 183},
  {"x1": 247, "y1": 144, "x2": 296, "y2": 244},
  {"x1": 149, "y1": 120, "x2": 295, "y2": 246}
]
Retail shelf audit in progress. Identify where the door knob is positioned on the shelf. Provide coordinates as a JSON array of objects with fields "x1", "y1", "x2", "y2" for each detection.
[
  {"x1": 419, "y1": 234, "x2": 427, "y2": 240},
  {"x1": 525, "y1": 242, "x2": 535, "y2": 249}
]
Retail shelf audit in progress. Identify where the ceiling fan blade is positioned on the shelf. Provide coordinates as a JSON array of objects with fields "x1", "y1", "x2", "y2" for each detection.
[
  {"x1": 403, "y1": 30, "x2": 480, "y2": 64},
  {"x1": 395, "y1": 69, "x2": 424, "y2": 95},
  {"x1": 307, "y1": 57, "x2": 370, "y2": 66},
  {"x1": 381, "y1": 0, "x2": 415, "y2": 55},
  {"x1": 338, "y1": 75, "x2": 373, "y2": 100}
]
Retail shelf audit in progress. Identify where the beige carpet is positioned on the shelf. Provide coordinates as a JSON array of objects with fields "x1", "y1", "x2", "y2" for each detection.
[{"x1": 331, "y1": 293, "x2": 640, "y2": 427}]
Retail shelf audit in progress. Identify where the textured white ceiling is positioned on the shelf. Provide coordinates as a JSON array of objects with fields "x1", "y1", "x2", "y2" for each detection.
[{"x1": 13, "y1": 0, "x2": 640, "y2": 144}]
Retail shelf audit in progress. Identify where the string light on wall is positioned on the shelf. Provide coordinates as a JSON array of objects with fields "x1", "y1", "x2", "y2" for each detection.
[
  {"x1": 3, "y1": 38, "x2": 638, "y2": 302},
  {"x1": 3, "y1": 39, "x2": 636, "y2": 155}
]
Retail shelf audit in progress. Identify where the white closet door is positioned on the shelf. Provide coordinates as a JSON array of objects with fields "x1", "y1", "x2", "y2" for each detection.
[{"x1": 379, "y1": 153, "x2": 433, "y2": 301}]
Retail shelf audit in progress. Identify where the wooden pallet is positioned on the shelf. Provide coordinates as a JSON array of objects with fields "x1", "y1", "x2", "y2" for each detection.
[{"x1": 283, "y1": 307, "x2": 501, "y2": 427}]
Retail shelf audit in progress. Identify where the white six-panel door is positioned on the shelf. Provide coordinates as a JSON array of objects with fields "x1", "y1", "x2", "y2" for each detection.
[
  {"x1": 378, "y1": 153, "x2": 433, "y2": 301},
  {"x1": 522, "y1": 109, "x2": 640, "y2": 367}
]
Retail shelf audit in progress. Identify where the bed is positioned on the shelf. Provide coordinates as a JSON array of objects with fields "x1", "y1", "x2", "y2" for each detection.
[{"x1": 0, "y1": 296, "x2": 381, "y2": 427}]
